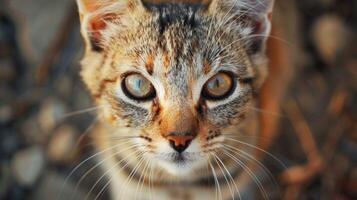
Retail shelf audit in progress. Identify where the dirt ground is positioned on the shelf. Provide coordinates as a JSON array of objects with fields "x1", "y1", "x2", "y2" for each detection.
[{"x1": 0, "y1": 0, "x2": 356, "y2": 199}]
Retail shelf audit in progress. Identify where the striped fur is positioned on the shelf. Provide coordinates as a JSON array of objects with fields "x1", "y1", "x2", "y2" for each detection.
[{"x1": 76, "y1": 0, "x2": 274, "y2": 199}]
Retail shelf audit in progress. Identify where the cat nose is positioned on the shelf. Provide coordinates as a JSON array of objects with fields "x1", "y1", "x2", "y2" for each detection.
[{"x1": 167, "y1": 135, "x2": 193, "y2": 153}]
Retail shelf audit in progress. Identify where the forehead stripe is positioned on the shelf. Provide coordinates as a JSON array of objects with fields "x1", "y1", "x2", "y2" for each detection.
[
  {"x1": 203, "y1": 59, "x2": 211, "y2": 74},
  {"x1": 145, "y1": 54, "x2": 154, "y2": 75},
  {"x1": 162, "y1": 50, "x2": 170, "y2": 68}
]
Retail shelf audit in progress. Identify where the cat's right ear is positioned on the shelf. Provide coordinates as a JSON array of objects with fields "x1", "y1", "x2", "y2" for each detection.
[
  {"x1": 76, "y1": 0, "x2": 145, "y2": 52},
  {"x1": 208, "y1": 0, "x2": 274, "y2": 55}
]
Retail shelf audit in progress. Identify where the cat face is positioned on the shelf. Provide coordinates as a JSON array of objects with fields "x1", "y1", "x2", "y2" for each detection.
[{"x1": 77, "y1": 0, "x2": 273, "y2": 176}]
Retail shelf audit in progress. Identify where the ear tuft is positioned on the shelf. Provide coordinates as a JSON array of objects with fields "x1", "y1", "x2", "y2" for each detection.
[
  {"x1": 86, "y1": 12, "x2": 118, "y2": 52},
  {"x1": 76, "y1": 0, "x2": 145, "y2": 52}
]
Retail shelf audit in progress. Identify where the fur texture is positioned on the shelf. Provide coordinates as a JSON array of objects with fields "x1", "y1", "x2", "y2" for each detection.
[{"x1": 76, "y1": 0, "x2": 275, "y2": 199}]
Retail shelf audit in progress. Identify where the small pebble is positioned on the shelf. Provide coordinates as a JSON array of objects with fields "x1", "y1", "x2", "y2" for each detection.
[
  {"x1": 38, "y1": 98, "x2": 67, "y2": 133},
  {"x1": 0, "y1": 163, "x2": 11, "y2": 198},
  {"x1": 311, "y1": 14, "x2": 349, "y2": 64},
  {"x1": 0, "y1": 59, "x2": 16, "y2": 82},
  {"x1": 47, "y1": 125, "x2": 78, "y2": 163},
  {"x1": 11, "y1": 146, "x2": 45, "y2": 186},
  {"x1": 56, "y1": 76, "x2": 74, "y2": 98},
  {"x1": 0, "y1": 105, "x2": 13, "y2": 123},
  {"x1": 1, "y1": 130, "x2": 20, "y2": 157},
  {"x1": 31, "y1": 171, "x2": 88, "y2": 200},
  {"x1": 21, "y1": 115, "x2": 44, "y2": 144},
  {"x1": 0, "y1": 85, "x2": 15, "y2": 104}
]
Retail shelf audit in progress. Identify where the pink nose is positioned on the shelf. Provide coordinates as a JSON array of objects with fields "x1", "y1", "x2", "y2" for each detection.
[
  {"x1": 166, "y1": 135, "x2": 193, "y2": 153},
  {"x1": 166, "y1": 135, "x2": 193, "y2": 146}
]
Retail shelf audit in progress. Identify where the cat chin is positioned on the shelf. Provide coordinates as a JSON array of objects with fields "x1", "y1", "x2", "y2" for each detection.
[
  {"x1": 161, "y1": 163, "x2": 191, "y2": 176},
  {"x1": 157, "y1": 156, "x2": 206, "y2": 177}
]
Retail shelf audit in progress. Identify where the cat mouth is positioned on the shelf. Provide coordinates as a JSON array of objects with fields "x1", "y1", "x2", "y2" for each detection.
[
  {"x1": 171, "y1": 153, "x2": 190, "y2": 164},
  {"x1": 152, "y1": 151, "x2": 207, "y2": 176},
  {"x1": 157, "y1": 152, "x2": 203, "y2": 166},
  {"x1": 156, "y1": 152, "x2": 199, "y2": 163}
]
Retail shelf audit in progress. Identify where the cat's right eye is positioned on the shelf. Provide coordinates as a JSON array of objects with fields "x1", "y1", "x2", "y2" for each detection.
[{"x1": 122, "y1": 73, "x2": 156, "y2": 101}]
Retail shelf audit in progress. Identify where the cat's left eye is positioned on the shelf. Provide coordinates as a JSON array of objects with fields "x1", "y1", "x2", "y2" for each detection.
[
  {"x1": 202, "y1": 72, "x2": 235, "y2": 100},
  {"x1": 122, "y1": 73, "x2": 156, "y2": 101}
]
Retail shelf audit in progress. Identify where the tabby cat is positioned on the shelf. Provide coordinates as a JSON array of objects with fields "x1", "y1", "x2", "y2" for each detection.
[{"x1": 76, "y1": 0, "x2": 292, "y2": 199}]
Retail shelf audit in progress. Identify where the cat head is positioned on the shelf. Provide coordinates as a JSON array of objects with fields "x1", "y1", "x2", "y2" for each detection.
[{"x1": 77, "y1": 0, "x2": 274, "y2": 176}]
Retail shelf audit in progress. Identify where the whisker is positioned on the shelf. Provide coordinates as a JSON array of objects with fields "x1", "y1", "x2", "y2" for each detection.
[
  {"x1": 148, "y1": 161, "x2": 154, "y2": 200},
  {"x1": 212, "y1": 153, "x2": 240, "y2": 200},
  {"x1": 248, "y1": 34, "x2": 293, "y2": 47},
  {"x1": 75, "y1": 135, "x2": 142, "y2": 152},
  {"x1": 117, "y1": 152, "x2": 147, "y2": 200},
  {"x1": 70, "y1": 141, "x2": 140, "y2": 200},
  {"x1": 224, "y1": 134, "x2": 275, "y2": 144},
  {"x1": 86, "y1": 148, "x2": 142, "y2": 200},
  {"x1": 61, "y1": 105, "x2": 107, "y2": 119},
  {"x1": 135, "y1": 157, "x2": 151, "y2": 200},
  {"x1": 223, "y1": 144, "x2": 274, "y2": 182},
  {"x1": 212, "y1": 153, "x2": 235, "y2": 200},
  {"x1": 225, "y1": 137, "x2": 287, "y2": 169},
  {"x1": 73, "y1": 116, "x2": 100, "y2": 150},
  {"x1": 222, "y1": 149, "x2": 269, "y2": 200},
  {"x1": 207, "y1": 1, "x2": 272, "y2": 60},
  {"x1": 208, "y1": 159, "x2": 222, "y2": 200},
  {"x1": 218, "y1": 34, "x2": 293, "y2": 62},
  {"x1": 207, "y1": 0, "x2": 262, "y2": 52},
  {"x1": 223, "y1": 144, "x2": 281, "y2": 197},
  {"x1": 107, "y1": 135, "x2": 143, "y2": 140},
  {"x1": 56, "y1": 142, "x2": 129, "y2": 200},
  {"x1": 214, "y1": 153, "x2": 242, "y2": 200},
  {"x1": 247, "y1": 106, "x2": 286, "y2": 118}
]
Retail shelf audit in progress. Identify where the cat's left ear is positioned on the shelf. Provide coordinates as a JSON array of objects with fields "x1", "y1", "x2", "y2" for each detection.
[
  {"x1": 209, "y1": 0, "x2": 274, "y2": 54},
  {"x1": 76, "y1": 0, "x2": 145, "y2": 52}
]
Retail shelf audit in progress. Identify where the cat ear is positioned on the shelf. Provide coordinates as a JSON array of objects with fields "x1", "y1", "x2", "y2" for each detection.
[
  {"x1": 76, "y1": 0, "x2": 144, "y2": 52},
  {"x1": 209, "y1": 0, "x2": 274, "y2": 54}
]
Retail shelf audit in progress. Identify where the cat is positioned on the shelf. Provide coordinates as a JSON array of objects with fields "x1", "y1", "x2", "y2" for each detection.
[{"x1": 76, "y1": 0, "x2": 296, "y2": 199}]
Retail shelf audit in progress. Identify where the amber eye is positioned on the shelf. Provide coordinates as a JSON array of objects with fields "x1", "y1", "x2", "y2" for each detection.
[
  {"x1": 202, "y1": 72, "x2": 235, "y2": 100},
  {"x1": 122, "y1": 73, "x2": 156, "y2": 101}
]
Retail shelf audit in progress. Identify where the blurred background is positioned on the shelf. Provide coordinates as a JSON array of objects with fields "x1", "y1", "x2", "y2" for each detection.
[{"x1": 0, "y1": 0, "x2": 356, "y2": 199}]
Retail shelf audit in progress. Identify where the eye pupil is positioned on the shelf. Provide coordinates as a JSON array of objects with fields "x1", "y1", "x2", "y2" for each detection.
[
  {"x1": 203, "y1": 72, "x2": 234, "y2": 100},
  {"x1": 214, "y1": 79, "x2": 220, "y2": 87},
  {"x1": 122, "y1": 73, "x2": 156, "y2": 100},
  {"x1": 136, "y1": 80, "x2": 142, "y2": 89}
]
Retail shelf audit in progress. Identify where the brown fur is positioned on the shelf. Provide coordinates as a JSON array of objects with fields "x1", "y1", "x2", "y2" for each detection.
[{"x1": 75, "y1": 0, "x2": 297, "y2": 199}]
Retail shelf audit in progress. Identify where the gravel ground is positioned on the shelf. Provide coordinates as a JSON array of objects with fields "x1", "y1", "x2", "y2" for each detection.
[{"x1": 0, "y1": 0, "x2": 356, "y2": 200}]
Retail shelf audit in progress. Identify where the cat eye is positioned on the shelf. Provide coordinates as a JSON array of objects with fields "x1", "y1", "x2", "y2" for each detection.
[
  {"x1": 202, "y1": 72, "x2": 235, "y2": 100},
  {"x1": 122, "y1": 73, "x2": 156, "y2": 101}
]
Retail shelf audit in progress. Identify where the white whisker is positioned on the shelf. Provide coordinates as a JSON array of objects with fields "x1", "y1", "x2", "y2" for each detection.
[
  {"x1": 212, "y1": 153, "x2": 240, "y2": 200},
  {"x1": 247, "y1": 106, "x2": 286, "y2": 118},
  {"x1": 208, "y1": 159, "x2": 222, "y2": 200},
  {"x1": 70, "y1": 141, "x2": 140, "y2": 200},
  {"x1": 225, "y1": 137, "x2": 287, "y2": 169},
  {"x1": 135, "y1": 157, "x2": 150, "y2": 200},
  {"x1": 61, "y1": 105, "x2": 107, "y2": 119},
  {"x1": 222, "y1": 149, "x2": 269, "y2": 200},
  {"x1": 87, "y1": 148, "x2": 142, "y2": 200},
  {"x1": 223, "y1": 144, "x2": 281, "y2": 197},
  {"x1": 117, "y1": 153, "x2": 147, "y2": 200},
  {"x1": 57, "y1": 142, "x2": 128, "y2": 200}
]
